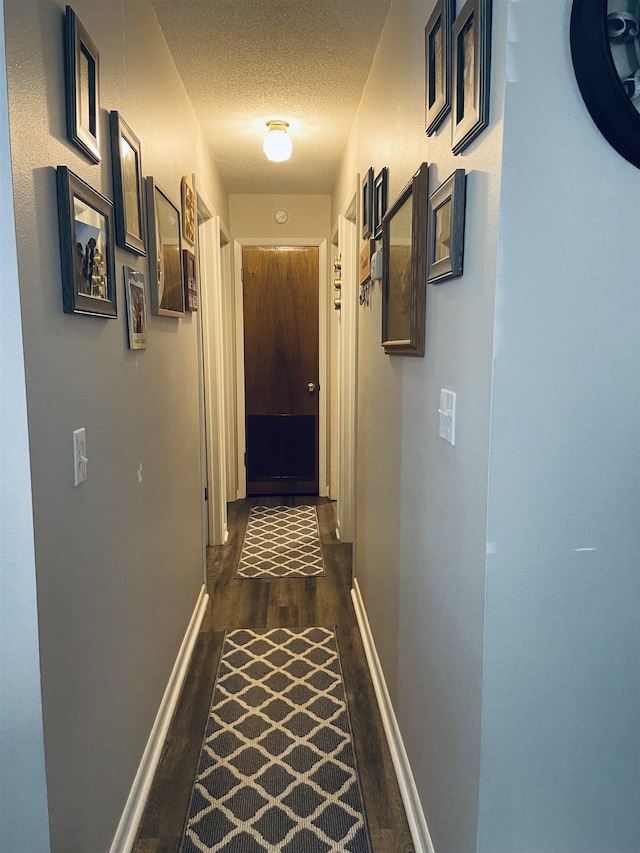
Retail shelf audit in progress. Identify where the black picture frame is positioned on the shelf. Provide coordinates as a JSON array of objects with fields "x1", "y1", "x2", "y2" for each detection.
[
  {"x1": 362, "y1": 167, "x2": 374, "y2": 240},
  {"x1": 570, "y1": 0, "x2": 640, "y2": 170},
  {"x1": 381, "y1": 162, "x2": 429, "y2": 356},
  {"x1": 110, "y1": 112, "x2": 146, "y2": 255},
  {"x1": 145, "y1": 177, "x2": 184, "y2": 317},
  {"x1": 373, "y1": 167, "x2": 389, "y2": 239},
  {"x1": 451, "y1": 0, "x2": 492, "y2": 155},
  {"x1": 64, "y1": 6, "x2": 101, "y2": 164},
  {"x1": 183, "y1": 248, "x2": 198, "y2": 311},
  {"x1": 428, "y1": 169, "x2": 466, "y2": 283},
  {"x1": 56, "y1": 166, "x2": 116, "y2": 317},
  {"x1": 425, "y1": 0, "x2": 453, "y2": 135}
]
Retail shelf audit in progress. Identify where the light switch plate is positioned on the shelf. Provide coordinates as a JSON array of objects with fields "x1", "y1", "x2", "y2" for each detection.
[
  {"x1": 439, "y1": 389, "x2": 456, "y2": 445},
  {"x1": 73, "y1": 427, "x2": 88, "y2": 485}
]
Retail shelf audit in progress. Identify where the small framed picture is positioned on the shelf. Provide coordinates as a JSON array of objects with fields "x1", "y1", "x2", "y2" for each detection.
[
  {"x1": 183, "y1": 249, "x2": 198, "y2": 311},
  {"x1": 145, "y1": 177, "x2": 184, "y2": 317},
  {"x1": 124, "y1": 267, "x2": 148, "y2": 349},
  {"x1": 64, "y1": 6, "x2": 101, "y2": 163},
  {"x1": 451, "y1": 0, "x2": 492, "y2": 154},
  {"x1": 181, "y1": 176, "x2": 196, "y2": 247},
  {"x1": 56, "y1": 166, "x2": 116, "y2": 317},
  {"x1": 428, "y1": 169, "x2": 466, "y2": 283},
  {"x1": 425, "y1": 0, "x2": 453, "y2": 135},
  {"x1": 362, "y1": 167, "x2": 374, "y2": 240},
  {"x1": 373, "y1": 167, "x2": 388, "y2": 239},
  {"x1": 381, "y1": 163, "x2": 429, "y2": 356},
  {"x1": 110, "y1": 112, "x2": 145, "y2": 255}
]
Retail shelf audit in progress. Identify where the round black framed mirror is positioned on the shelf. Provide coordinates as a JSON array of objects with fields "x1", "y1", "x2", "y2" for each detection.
[{"x1": 570, "y1": 0, "x2": 640, "y2": 169}]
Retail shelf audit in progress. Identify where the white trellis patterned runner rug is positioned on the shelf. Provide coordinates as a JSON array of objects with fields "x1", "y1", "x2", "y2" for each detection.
[
  {"x1": 235, "y1": 505, "x2": 325, "y2": 579},
  {"x1": 180, "y1": 627, "x2": 371, "y2": 853}
]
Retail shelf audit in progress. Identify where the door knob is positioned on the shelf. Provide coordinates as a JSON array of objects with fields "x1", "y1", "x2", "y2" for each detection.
[{"x1": 307, "y1": 383, "x2": 316, "y2": 393}]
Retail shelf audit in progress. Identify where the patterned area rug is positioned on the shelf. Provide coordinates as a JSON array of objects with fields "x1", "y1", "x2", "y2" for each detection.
[
  {"x1": 180, "y1": 627, "x2": 371, "y2": 853},
  {"x1": 235, "y1": 506, "x2": 325, "y2": 578}
]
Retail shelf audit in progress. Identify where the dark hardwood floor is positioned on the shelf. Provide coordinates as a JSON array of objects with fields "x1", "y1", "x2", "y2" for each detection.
[{"x1": 132, "y1": 497, "x2": 414, "y2": 853}]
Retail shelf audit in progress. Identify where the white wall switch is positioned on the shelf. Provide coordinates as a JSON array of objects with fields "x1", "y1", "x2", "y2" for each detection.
[
  {"x1": 73, "y1": 428, "x2": 88, "y2": 485},
  {"x1": 438, "y1": 389, "x2": 456, "y2": 445}
]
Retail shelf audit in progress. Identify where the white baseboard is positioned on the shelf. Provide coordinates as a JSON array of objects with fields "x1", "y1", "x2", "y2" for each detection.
[
  {"x1": 351, "y1": 579, "x2": 435, "y2": 853},
  {"x1": 109, "y1": 584, "x2": 210, "y2": 853}
]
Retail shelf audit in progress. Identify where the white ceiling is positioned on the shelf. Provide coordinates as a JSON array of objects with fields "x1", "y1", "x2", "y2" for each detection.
[{"x1": 149, "y1": 0, "x2": 392, "y2": 194}]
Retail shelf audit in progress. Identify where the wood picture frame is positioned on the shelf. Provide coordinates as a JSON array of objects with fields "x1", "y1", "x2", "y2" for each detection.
[
  {"x1": 381, "y1": 162, "x2": 429, "y2": 356},
  {"x1": 451, "y1": 0, "x2": 492, "y2": 155},
  {"x1": 373, "y1": 167, "x2": 388, "y2": 239},
  {"x1": 362, "y1": 167, "x2": 374, "y2": 240},
  {"x1": 124, "y1": 266, "x2": 148, "y2": 349},
  {"x1": 181, "y1": 176, "x2": 196, "y2": 247},
  {"x1": 145, "y1": 177, "x2": 184, "y2": 317},
  {"x1": 425, "y1": 0, "x2": 453, "y2": 135},
  {"x1": 56, "y1": 166, "x2": 116, "y2": 317},
  {"x1": 110, "y1": 112, "x2": 145, "y2": 255},
  {"x1": 183, "y1": 248, "x2": 198, "y2": 311},
  {"x1": 428, "y1": 169, "x2": 466, "y2": 283},
  {"x1": 64, "y1": 6, "x2": 101, "y2": 163}
]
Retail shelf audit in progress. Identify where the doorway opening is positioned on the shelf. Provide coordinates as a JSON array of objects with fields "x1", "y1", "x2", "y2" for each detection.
[{"x1": 242, "y1": 245, "x2": 320, "y2": 495}]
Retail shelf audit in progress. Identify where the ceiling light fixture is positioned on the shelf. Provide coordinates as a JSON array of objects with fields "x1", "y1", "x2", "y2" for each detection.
[{"x1": 263, "y1": 120, "x2": 292, "y2": 162}]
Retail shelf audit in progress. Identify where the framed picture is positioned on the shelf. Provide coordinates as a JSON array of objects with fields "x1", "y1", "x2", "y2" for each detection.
[
  {"x1": 124, "y1": 266, "x2": 148, "y2": 348},
  {"x1": 425, "y1": 0, "x2": 453, "y2": 135},
  {"x1": 110, "y1": 112, "x2": 145, "y2": 255},
  {"x1": 428, "y1": 169, "x2": 466, "y2": 283},
  {"x1": 145, "y1": 177, "x2": 184, "y2": 317},
  {"x1": 373, "y1": 167, "x2": 388, "y2": 239},
  {"x1": 362, "y1": 167, "x2": 374, "y2": 240},
  {"x1": 451, "y1": 0, "x2": 492, "y2": 155},
  {"x1": 181, "y1": 176, "x2": 196, "y2": 247},
  {"x1": 183, "y1": 248, "x2": 198, "y2": 311},
  {"x1": 381, "y1": 162, "x2": 429, "y2": 356},
  {"x1": 56, "y1": 166, "x2": 116, "y2": 317},
  {"x1": 64, "y1": 6, "x2": 101, "y2": 163}
]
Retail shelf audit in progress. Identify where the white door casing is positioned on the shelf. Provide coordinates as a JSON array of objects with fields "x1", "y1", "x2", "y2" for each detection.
[
  {"x1": 335, "y1": 178, "x2": 359, "y2": 544},
  {"x1": 195, "y1": 179, "x2": 229, "y2": 546}
]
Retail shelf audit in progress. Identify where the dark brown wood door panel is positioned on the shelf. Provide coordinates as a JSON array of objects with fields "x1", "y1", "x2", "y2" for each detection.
[{"x1": 243, "y1": 247, "x2": 319, "y2": 494}]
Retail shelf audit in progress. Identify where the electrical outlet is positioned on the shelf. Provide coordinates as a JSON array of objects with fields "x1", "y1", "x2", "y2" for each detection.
[{"x1": 73, "y1": 428, "x2": 88, "y2": 485}]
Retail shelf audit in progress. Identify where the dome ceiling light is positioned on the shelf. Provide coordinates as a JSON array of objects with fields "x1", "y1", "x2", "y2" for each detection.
[{"x1": 263, "y1": 120, "x2": 292, "y2": 162}]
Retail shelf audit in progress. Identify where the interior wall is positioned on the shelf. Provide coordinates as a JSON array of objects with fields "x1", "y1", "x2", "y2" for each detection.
[
  {"x1": 332, "y1": 1, "x2": 508, "y2": 851},
  {"x1": 229, "y1": 193, "x2": 330, "y2": 240},
  {"x1": 478, "y1": 1, "x2": 640, "y2": 850},
  {"x1": 0, "y1": 2, "x2": 50, "y2": 848},
  {"x1": 3, "y1": 2, "x2": 227, "y2": 851}
]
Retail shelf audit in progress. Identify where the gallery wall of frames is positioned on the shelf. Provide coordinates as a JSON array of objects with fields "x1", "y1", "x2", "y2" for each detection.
[
  {"x1": 59, "y1": 5, "x2": 199, "y2": 351},
  {"x1": 358, "y1": 0, "x2": 491, "y2": 359}
]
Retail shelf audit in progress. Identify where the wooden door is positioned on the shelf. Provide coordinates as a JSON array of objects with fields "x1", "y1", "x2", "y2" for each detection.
[{"x1": 242, "y1": 246, "x2": 319, "y2": 495}]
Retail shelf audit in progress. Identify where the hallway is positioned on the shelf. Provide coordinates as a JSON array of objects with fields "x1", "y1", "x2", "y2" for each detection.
[
  {"x1": 132, "y1": 498, "x2": 414, "y2": 853},
  {"x1": 3, "y1": 2, "x2": 640, "y2": 852}
]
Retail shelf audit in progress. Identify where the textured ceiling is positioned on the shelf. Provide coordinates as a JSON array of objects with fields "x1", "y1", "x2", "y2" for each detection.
[{"x1": 149, "y1": 0, "x2": 392, "y2": 194}]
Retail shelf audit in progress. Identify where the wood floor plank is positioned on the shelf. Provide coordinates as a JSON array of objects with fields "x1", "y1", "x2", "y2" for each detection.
[{"x1": 132, "y1": 497, "x2": 414, "y2": 853}]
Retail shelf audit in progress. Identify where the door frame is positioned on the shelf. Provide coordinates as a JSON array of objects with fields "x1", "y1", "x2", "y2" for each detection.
[
  {"x1": 233, "y1": 237, "x2": 328, "y2": 499},
  {"x1": 334, "y1": 177, "x2": 359, "y2": 544},
  {"x1": 195, "y1": 177, "x2": 229, "y2": 547}
]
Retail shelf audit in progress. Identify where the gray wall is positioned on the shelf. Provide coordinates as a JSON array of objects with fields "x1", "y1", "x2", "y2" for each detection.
[
  {"x1": 0, "y1": 2, "x2": 50, "y2": 848},
  {"x1": 335, "y1": 0, "x2": 640, "y2": 851},
  {"x1": 478, "y1": 2, "x2": 640, "y2": 850},
  {"x1": 3, "y1": 1, "x2": 227, "y2": 850},
  {"x1": 333, "y1": 1, "x2": 509, "y2": 851}
]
